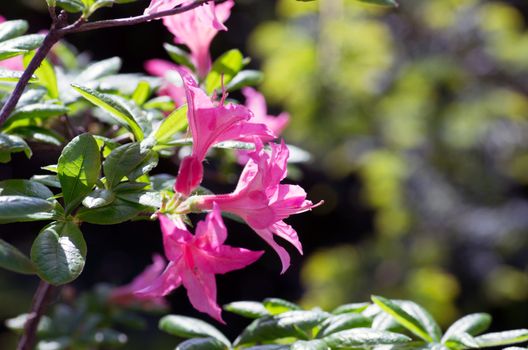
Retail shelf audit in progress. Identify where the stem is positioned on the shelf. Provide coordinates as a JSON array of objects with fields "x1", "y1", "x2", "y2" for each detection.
[
  {"x1": 62, "y1": 0, "x2": 218, "y2": 34},
  {"x1": 0, "y1": 29, "x2": 63, "y2": 127},
  {"x1": 16, "y1": 281, "x2": 54, "y2": 350}
]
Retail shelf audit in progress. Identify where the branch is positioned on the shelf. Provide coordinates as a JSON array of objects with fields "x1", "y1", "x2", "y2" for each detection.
[
  {"x1": 16, "y1": 281, "x2": 54, "y2": 350},
  {"x1": 61, "y1": 0, "x2": 219, "y2": 34}
]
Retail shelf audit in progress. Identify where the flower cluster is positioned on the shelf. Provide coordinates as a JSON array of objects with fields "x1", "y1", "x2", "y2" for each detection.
[{"x1": 112, "y1": 0, "x2": 320, "y2": 322}]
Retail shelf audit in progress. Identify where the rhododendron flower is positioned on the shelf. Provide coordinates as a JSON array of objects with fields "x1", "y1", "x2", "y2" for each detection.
[
  {"x1": 144, "y1": 59, "x2": 186, "y2": 106},
  {"x1": 136, "y1": 204, "x2": 263, "y2": 322},
  {"x1": 109, "y1": 255, "x2": 168, "y2": 310},
  {"x1": 194, "y1": 141, "x2": 321, "y2": 273},
  {"x1": 144, "y1": 0, "x2": 184, "y2": 15},
  {"x1": 159, "y1": 0, "x2": 234, "y2": 78},
  {"x1": 243, "y1": 87, "x2": 290, "y2": 138},
  {"x1": 174, "y1": 68, "x2": 275, "y2": 196},
  {"x1": 0, "y1": 16, "x2": 23, "y2": 71}
]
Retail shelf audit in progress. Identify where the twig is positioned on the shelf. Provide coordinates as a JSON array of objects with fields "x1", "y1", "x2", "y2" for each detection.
[
  {"x1": 61, "y1": 0, "x2": 218, "y2": 34},
  {"x1": 0, "y1": 0, "x2": 219, "y2": 128},
  {"x1": 16, "y1": 281, "x2": 54, "y2": 350}
]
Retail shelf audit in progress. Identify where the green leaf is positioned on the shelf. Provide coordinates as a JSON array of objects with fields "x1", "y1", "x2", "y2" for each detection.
[
  {"x1": 475, "y1": 330, "x2": 528, "y2": 348},
  {"x1": 154, "y1": 105, "x2": 188, "y2": 144},
  {"x1": 0, "y1": 239, "x2": 36, "y2": 275},
  {"x1": 31, "y1": 221, "x2": 87, "y2": 285},
  {"x1": 235, "y1": 311, "x2": 328, "y2": 345},
  {"x1": 82, "y1": 188, "x2": 115, "y2": 208},
  {"x1": 0, "y1": 179, "x2": 53, "y2": 199},
  {"x1": 58, "y1": 133, "x2": 101, "y2": 214},
  {"x1": 23, "y1": 52, "x2": 59, "y2": 99},
  {"x1": 322, "y1": 328, "x2": 411, "y2": 348},
  {"x1": 0, "y1": 196, "x2": 55, "y2": 223},
  {"x1": 56, "y1": 0, "x2": 86, "y2": 12},
  {"x1": 356, "y1": 0, "x2": 398, "y2": 7},
  {"x1": 72, "y1": 84, "x2": 144, "y2": 141},
  {"x1": 244, "y1": 346, "x2": 290, "y2": 350},
  {"x1": 10, "y1": 126, "x2": 65, "y2": 146},
  {"x1": 176, "y1": 337, "x2": 227, "y2": 350},
  {"x1": 164, "y1": 43, "x2": 195, "y2": 70},
  {"x1": 226, "y1": 70, "x2": 263, "y2": 92},
  {"x1": 291, "y1": 340, "x2": 329, "y2": 350},
  {"x1": 76, "y1": 198, "x2": 146, "y2": 224},
  {"x1": 0, "y1": 69, "x2": 36, "y2": 83},
  {"x1": 103, "y1": 143, "x2": 150, "y2": 188},
  {"x1": 317, "y1": 314, "x2": 372, "y2": 338},
  {"x1": 131, "y1": 81, "x2": 151, "y2": 106},
  {"x1": 0, "y1": 134, "x2": 31, "y2": 162},
  {"x1": 332, "y1": 302, "x2": 371, "y2": 314},
  {"x1": 0, "y1": 34, "x2": 45, "y2": 61},
  {"x1": 443, "y1": 314, "x2": 492, "y2": 342},
  {"x1": 75, "y1": 57, "x2": 122, "y2": 83},
  {"x1": 159, "y1": 315, "x2": 230, "y2": 347},
  {"x1": 144, "y1": 96, "x2": 175, "y2": 112},
  {"x1": 444, "y1": 332, "x2": 480, "y2": 349},
  {"x1": 0, "y1": 20, "x2": 28, "y2": 43},
  {"x1": 204, "y1": 49, "x2": 244, "y2": 94},
  {"x1": 224, "y1": 301, "x2": 270, "y2": 319},
  {"x1": 3, "y1": 103, "x2": 69, "y2": 129},
  {"x1": 6, "y1": 314, "x2": 52, "y2": 335},
  {"x1": 372, "y1": 295, "x2": 441, "y2": 342},
  {"x1": 263, "y1": 298, "x2": 302, "y2": 315}
]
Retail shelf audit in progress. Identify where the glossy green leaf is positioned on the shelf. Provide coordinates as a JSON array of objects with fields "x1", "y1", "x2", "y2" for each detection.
[
  {"x1": 103, "y1": 143, "x2": 150, "y2": 188},
  {"x1": 235, "y1": 311, "x2": 328, "y2": 345},
  {"x1": 75, "y1": 57, "x2": 122, "y2": 83},
  {"x1": 144, "y1": 96, "x2": 175, "y2": 112},
  {"x1": 76, "y1": 198, "x2": 146, "y2": 224},
  {"x1": 317, "y1": 313, "x2": 372, "y2": 338},
  {"x1": 10, "y1": 126, "x2": 65, "y2": 146},
  {"x1": 0, "y1": 34, "x2": 45, "y2": 61},
  {"x1": 0, "y1": 196, "x2": 55, "y2": 223},
  {"x1": 56, "y1": 0, "x2": 85, "y2": 12},
  {"x1": 82, "y1": 188, "x2": 115, "y2": 208},
  {"x1": 3, "y1": 103, "x2": 69, "y2": 128},
  {"x1": 159, "y1": 315, "x2": 230, "y2": 346},
  {"x1": 23, "y1": 52, "x2": 58, "y2": 99},
  {"x1": 322, "y1": 328, "x2": 411, "y2": 348},
  {"x1": 332, "y1": 302, "x2": 371, "y2": 314},
  {"x1": 57, "y1": 133, "x2": 101, "y2": 214},
  {"x1": 372, "y1": 296, "x2": 441, "y2": 342},
  {"x1": 132, "y1": 81, "x2": 151, "y2": 106},
  {"x1": 226, "y1": 70, "x2": 263, "y2": 92},
  {"x1": 0, "y1": 239, "x2": 36, "y2": 275},
  {"x1": 224, "y1": 301, "x2": 270, "y2": 319},
  {"x1": 0, "y1": 134, "x2": 31, "y2": 163},
  {"x1": 263, "y1": 298, "x2": 302, "y2": 315},
  {"x1": 205, "y1": 49, "x2": 244, "y2": 94},
  {"x1": 0, "y1": 69, "x2": 37, "y2": 83},
  {"x1": 31, "y1": 221, "x2": 87, "y2": 285},
  {"x1": 154, "y1": 105, "x2": 188, "y2": 143},
  {"x1": 0, "y1": 179, "x2": 53, "y2": 199},
  {"x1": 443, "y1": 314, "x2": 492, "y2": 343},
  {"x1": 475, "y1": 330, "x2": 528, "y2": 348},
  {"x1": 0, "y1": 20, "x2": 28, "y2": 43},
  {"x1": 164, "y1": 43, "x2": 195, "y2": 70},
  {"x1": 291, "y1": 340, "x2": 329, "y2": 350},
  {"x1": 72, "y1": 84, "x2": 144, "y2": 141},
  {"x1": 356, "y1": 0, "x2": 398, "y2": 7},
  {"x1": 175, "y1": 337, "x2": 227, "y2": 350}
]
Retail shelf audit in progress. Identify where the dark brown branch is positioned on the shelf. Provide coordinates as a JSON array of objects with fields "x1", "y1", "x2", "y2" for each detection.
[
  {"x1": 61, "y1": 0, "x2": 218, "y2": 34},
  {"x1": 16, "y1": 281, "x2": 54, "y2": 350}
]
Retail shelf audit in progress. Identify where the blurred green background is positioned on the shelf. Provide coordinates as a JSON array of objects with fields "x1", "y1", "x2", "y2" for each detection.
[{"x1": 1, "y1": 0, "x2": 528, "y2": 348}]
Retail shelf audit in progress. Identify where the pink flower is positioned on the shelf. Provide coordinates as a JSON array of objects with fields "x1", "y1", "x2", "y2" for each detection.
[
  {"x1": 174, "y1": 68, "x2": 275, "y2": 196},
  {"x1": 108, "y1": 255, "x2": 168, "y2": 310},
  {"x1": 145, "y1": 0, "x2": 184, "y2": 14},
  {"x1": 144, "y1": 59, "x2": 187, "y2": 106},
  {"x1": 161, "y1": 0, "x2": 234, "y2": 78},
  {"x1": 243, "y1": 87, "x2": 290, "y2": 138},
  {"x1": 194, "y1": 141, "x2": 321, "y2": 273},
  {"x1": 0, "y1": 16, "x2": 23, "y2": 71},
  {"x1": 136, "y1": 204, "x2": 263, "y2": 322}
]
